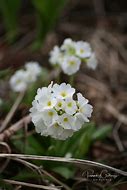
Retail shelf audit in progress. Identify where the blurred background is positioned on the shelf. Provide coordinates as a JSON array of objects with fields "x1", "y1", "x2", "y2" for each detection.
[{"x1": 0, "y1": 0, "x2": 127, "y2": 190}]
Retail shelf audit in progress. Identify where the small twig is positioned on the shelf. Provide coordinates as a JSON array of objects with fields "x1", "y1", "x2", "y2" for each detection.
[
  {"x1": 105, "y1": 103, "x2": 127, "y2": 125},
  {"x1": 13, "y1": 157, "x2": 39, "y2": 175},
  {"x1": 0, "y1": 91, "x2": 25, "y2": 133},
  {"x1": 78, "y1": 73, "x2": 111, "y2": 98},
  {"x1": 40, "y1": 167, "x2": 71, "y2": 190},
  {"x1": 12, "y1": 158, "x2": 71, "y2": 190},
  {"x1": 113, "y1": 122, "x2": 124, "y2": 152},
  {"x1": 13, "y1": 158, "x2": 46, "y2": 185},
  {"x1": 14, "y1": 185, "x2": 22, "y2": 190},
  {"x1": 0, "y1": 142, "x2": 11, "y2": 173},
  {"x1": 23, "y1": 121, "x2": 28, "y2": 153},
  {"x1": 3, "y1": 179, "x2": 60, "y2": 190},
  {"x1": 0, "y1": 154, "x2": 127, "y2": 176},
  {"x1": 0, "y1": 115, "x2": 31, "y2": 142}
]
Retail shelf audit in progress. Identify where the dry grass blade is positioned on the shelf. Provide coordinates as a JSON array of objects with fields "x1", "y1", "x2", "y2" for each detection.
[
  {"x1": 0, "y1": 142, "x2": 11, "y2": 173},
  {"x1": 0, "y1": 91, "x2": 25, "y2": 133},
  {"x1": 105, "y1": 103, "x2": 127, "y2": 125},
  {"x1": 0, "y1": 115, "x2": 31, "y2": 141},
  {"x1": 0, "y1": 154, "x2": 127, "y2": 176},
  {"x1": 12, "y1": 158, "x2": 71, "y2": 190},
  {"x1": 3, "y1": 179, "x2": 60, "y2": 190}
]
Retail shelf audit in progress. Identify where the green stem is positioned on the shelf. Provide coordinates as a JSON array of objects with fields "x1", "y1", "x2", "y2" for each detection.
[{"x1": 69, "y1": 75, "x2": 75, "y2": 86}]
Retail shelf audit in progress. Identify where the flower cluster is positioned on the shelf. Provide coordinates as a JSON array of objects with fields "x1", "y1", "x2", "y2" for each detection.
[
  {"x1": 49, "y1": 38, "x2": 98, "y2": 75},
  {"x1": 10, "y1": 62, "x2": 42, "y2": 92},
  {"x1": 30, "y1": 82, "x2": 93, "y2": 140}
]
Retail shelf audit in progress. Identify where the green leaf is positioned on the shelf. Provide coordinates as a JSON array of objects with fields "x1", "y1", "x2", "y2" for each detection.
[
  {"x1": 0, "y1": 69, "x2": 10, "y2": 79},
  {"x1": 31, "y1": 0, "x2": 68, "y2": 49},
  {"x1": 0, "y1": 0, "x2": 21, "y2": 43},
  {"x1": 92, "y1": 125, "x2": 112, "y2": 141},
  {"x1": 24, "y1": 135, "x2": 45, "y2": 155},
  {"x1": 11, "y1": 170, "x2": 41, "y2": 181},
  {"x1": 52, "y1": 166, "x2": 74, "y2": 179},
  {"x1": 0, "y1": 179, "x2": 13, "y2": 190},
  {"x1": 74, "y1": 124, "x2": 96, "y2": 157}
]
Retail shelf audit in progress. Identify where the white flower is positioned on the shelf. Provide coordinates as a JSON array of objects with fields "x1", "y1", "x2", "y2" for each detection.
[
  {"x1": 77, "y1": 93, "x2": 88, "y2": 108},
  {"x1": 35, "y1": 86, "x2": 56, "y2": 112},
  {"x1": 64, "y1": 98, "x2": 77, "y2": 115},
  {"x1": 61, "y1": 56, "x2": 81, "y2": 75},
  {"x1": 75, "y1": 41, "x2": 92, "y2": 58},
  {"x1": 49, "y1": 46, "x2": 63, "y2": 65},
  {"x1": 25, "y1": 62, "x2": 41, "y2": 76},
  {"x1": 30, "y1": 101, "x2": 48, "y2": 135},
  {"x1": 10, "y1": 70, "x2": 27, "y2": 92},
  {"x1": 42, "y1": 109, "x2": 58, "y2": 126},
  {"x1": 30, "y1": 82, "x2": 93, "y2": 140},
  {"x1": 55, "y1": 99, "x2": 65, "y2": 111},
  {"x1": 76, "y1": 93, "x2": 93, "y2": 122},
  {"x1": 86, "y1": 53, "x2": 98, "y2": 70},
  {"x1": 49, "y1": 38, "x2": 98, "y2": 76},
  {"x1": 24, "y1": 62, "x2": 41, "y2": 83},
  {"x1": 48, "y1": 123, "x2": 74, "y2": 140},
  {"x1": 57, "y1": 113, "x2": 75, "y2": 130},
  {"x1": 10, "y1": 62, "x2": 42, "y2": 92},
  {"x1": 61, "y1": 38, "x2": 75, "y2": 53},
  {"x1": 74, "y1": 113, "x2": 85, "y2": 130},
  {"x1": 52, "y1": 83, "x2": 75, "y2": 99}
]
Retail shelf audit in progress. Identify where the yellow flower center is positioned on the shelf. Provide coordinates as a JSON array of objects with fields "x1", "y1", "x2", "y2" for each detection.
[
  {"x1": 63, "y1": 117, "x2": 68, "y2": 122},
  {"x1": 79, "y1": 108, "x2": 83, "y2": 113},
  {"x1": 47, "y1": 101, "x2": 52, "y2": 106},
  {"x1": 69, "y1": 61, "x2": 75, "y2": 66},
  {"x1": 48, "y1": 111, "x2": 54, "y2": 116},
  {"x1": 61, "y1": 92, "x2": 67, "y2": 97},
  {"x1": 80, "y1": 49, "x2": 84, "y2": 54},
  {"x1": 54, "y1": 123, "x2": 59, "y2": 128},
  {"x1": 58, "y1": 102, "x2": 62, "y2": 107},
  {"x1": 67, "y1": 102, "x2": 72, "y2": 107},
  {"x1": 16, "y1": 79, "x2": 21, "y2": 84}
]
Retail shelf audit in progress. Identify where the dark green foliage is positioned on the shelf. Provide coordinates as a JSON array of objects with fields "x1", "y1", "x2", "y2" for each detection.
[
  {"x1": 0, "y1": 0, "x2": 21, "y2": 43},
  {"x1": 0, "y1": 0, "x2": 67, "y2": 48},
  {"x1": 31, "y1": 0, "x2": 67, "y2": 49}
]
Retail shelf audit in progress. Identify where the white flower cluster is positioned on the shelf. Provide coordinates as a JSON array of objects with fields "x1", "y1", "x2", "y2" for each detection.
[
  {"x1": 10, "y1": 62, "x2": 42, "y2": 92},
  {"x1": 49, "y1": 38, "x2": 98, "y2": 75},
  {"x1": 30, "y1": 82, "x2": 93, "y2": 140}
]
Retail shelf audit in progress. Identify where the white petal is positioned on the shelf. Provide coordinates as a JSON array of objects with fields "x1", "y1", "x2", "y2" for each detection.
[
  {"x1": 64, "y1": 98, "x2": 77, "y2": 115},
  {"x1": 77, "y1": 93, "x2": 88, "y2": 107},
  {"x1": 61, "y1": 56, "x2": 81, "y2": 75},
  {"x1": 75, "y1": 41, "x2": 92, "y2": 58},
  {"x1": 42, "y1": 109, "x2": 58, "y2": 126},
  {"x1": 87, "y1": 53, "x2": 98, "y2": 70},
  {"x1": 58, "y1": 113, "x2": 75, "y2": 130}
]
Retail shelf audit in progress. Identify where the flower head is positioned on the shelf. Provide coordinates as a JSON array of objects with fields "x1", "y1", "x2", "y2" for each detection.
[
  {"x1": 61, "y1": 38, "x2": 75, "y2": 54},
  {"x1": 30, "y1": 82, "x2": 93, "y2": 140},
  {"x1": 49, "y1": 46, "x2": 63, "y2": 66},
  {"x1": 52, "y1": 83, "x2": 75, "y2": 99},
  {"x1": 61, "y1": 56, "x2": 81, "y2": 75},
  {"x1": 10, "y1": 62, "x2": 42, "y2": 92},
  {"x1": 75, "y1": 41, "x2": 92, "y2": 58},
  {"x1": 49, "y1": 38, "x2": 98, "y2": 75},
  {"x1": 10, "y1": 70, "x2": 28, "y2": 92},
  {"x1": 25, "y1": 62, "x2": 42, "y2": 76}
]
